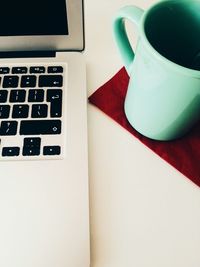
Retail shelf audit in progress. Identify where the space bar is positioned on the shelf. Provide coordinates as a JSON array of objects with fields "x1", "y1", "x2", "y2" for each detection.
[{"x1": 20, "y1": 120, "x2": 61, "y2": 135}]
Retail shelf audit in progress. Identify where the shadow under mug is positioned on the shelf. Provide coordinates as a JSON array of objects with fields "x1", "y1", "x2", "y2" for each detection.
[{"x1": 113, "y1": 0, "x2": 200, "y2": 141}]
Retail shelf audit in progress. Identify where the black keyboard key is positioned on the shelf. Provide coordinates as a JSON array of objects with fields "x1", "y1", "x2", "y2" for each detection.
[
  {"x1": 12, "y1": 67, "x2": 28, "y2": 74},
  {"x1": 31, "y1": 104, "x2": 48, "y2": 118},
  {"x1": 22, "y1": 137, "x2": 41, "y2": 156},
  {"x1": 39, "y1": 75, "x2": 63, "y2": 87},
  {"x1": 48, "y1": 66, "x2": 63, "y2": 73},
  {"x1": 24, "y1": 137, "x2": 41, "y2": 148},
  {"x1": 20, "y1": 120, "x2": 61, "y2": 135},
  {"x1": 23, "y1": 136, "x2": 42, "y2": 157},
  {"x1": 21, "y1": 75, "x2": 36, "y2": 88},
  {"x1": 23, "y1": 137, "x2": 41, "y2": 156},
  {"x1": 0, "y1": 67, "x2": 10, "y2": 74},
  {"x1": 47, "y1": 89, "x2": 62, "y2": 117},
  {"x1": 50, "y1": 101, "x2": 62, "y2": 118},
  {"x1": 30, "y1": 66, "x2": 45, "y2": 74},
  {"x1": 0, "y1": 105, "x2": 10, "y2": 118},
  {"x1": 43, "y1": 146, "x2": 61, "y2": 155},
  {"x1": 9, "y1": 90, "x2": 26, "y2": 103},
  {"x1": 12, "y1": 105, "x2": 29, "y2": 118},
  {"x1": 28, "y1": 89, "x2": 44, "y2": 102},
  {"x1": 3, "y1": 76, "x2": 19, "y2": 88},
  {"x1": 23, "y1": 147, "x2": 40, "y2": 156},
  {"x1": 47, "y1": 89, "x2": 62, "y2": 102},
  {"x1": 0, "y1": 121, "x2": 18, "y2": 136},
  {"x1": 2, "y1": 147, "x2": 20, "y2": 157},
  {"x1": 0, "y1": 90, "x2": 8, "y2": 103}
]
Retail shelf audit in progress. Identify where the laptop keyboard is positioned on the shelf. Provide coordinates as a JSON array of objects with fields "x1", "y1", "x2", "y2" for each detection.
[{"x1": 0, "y1": 64, "x2": 66, "y2": 160}]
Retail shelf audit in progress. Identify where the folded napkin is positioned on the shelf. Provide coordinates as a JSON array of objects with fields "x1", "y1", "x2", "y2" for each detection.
[{"x1": 89, "y1": 67, "x2": 200, "y2": 188}]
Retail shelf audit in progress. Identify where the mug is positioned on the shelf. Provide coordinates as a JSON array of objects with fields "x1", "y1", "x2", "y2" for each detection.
[{"x1": 113, "y1": 0, "x2": 200, "y2": 141}]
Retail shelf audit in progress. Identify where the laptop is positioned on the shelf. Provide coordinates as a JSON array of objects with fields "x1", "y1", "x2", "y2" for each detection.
[{"x1": 0, "y1": 0, "x2": 90, "y2": 266}]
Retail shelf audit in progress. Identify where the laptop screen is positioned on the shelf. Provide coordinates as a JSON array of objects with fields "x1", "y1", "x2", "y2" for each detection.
[
  {"x1": 0, "y1": 0, "x2": 83, "y2": 52},
  {"x1": 0, "y1": 0, "x2": 68, "y2": 36}
]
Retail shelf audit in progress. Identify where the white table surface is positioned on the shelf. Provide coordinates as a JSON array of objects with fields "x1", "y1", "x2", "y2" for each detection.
[{"x1": 84, "y1": 1, "x2": 200, "y2": 267}]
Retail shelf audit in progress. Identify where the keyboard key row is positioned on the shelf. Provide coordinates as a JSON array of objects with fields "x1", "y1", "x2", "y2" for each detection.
[
  {"x1": 0, "y1": 102, "x2": 62, "y2": 119},
  {"x1": 2, "y1": 75, "x2": 63, "y2": 88},
  {"x1": 0, "y1": 120, "x2": 61, "y2": 135},
  {"x1": 0, "y1": 89, "x2": 62, "y2": 103},
  {"x1": 2, "y1": 137, "x2": 61, "y2": 156},
  {"x1": 0, "y1": 66, "x2": 63, "y2": 75},
  {"x1": 2, "y1": 144, "x2": 61, "y2": 157}
]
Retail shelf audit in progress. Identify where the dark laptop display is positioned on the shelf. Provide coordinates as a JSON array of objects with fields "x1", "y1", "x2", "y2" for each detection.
[{"x1": 0, "y1": 0, "x2": 68, "y2": 36}]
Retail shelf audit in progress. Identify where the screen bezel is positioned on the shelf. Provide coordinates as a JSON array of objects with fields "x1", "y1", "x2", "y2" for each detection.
[{"x1": 0, "y1": 0, "x2": 84, "y2": 52}]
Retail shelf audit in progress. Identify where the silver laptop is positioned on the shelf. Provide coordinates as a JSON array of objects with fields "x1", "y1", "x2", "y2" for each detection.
[{"x1": 0, "y1": 0, "x2": 90, "y2": 266}]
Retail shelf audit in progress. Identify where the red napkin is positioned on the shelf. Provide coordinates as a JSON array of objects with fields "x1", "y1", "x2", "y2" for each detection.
[{"x1": 88, "y1": 67, "x2": 200, "y2": 188}]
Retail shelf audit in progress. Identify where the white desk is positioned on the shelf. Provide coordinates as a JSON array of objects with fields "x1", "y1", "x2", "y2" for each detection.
[{"x1": 85, "y1": 1, "x2": 200, "y2": 267}]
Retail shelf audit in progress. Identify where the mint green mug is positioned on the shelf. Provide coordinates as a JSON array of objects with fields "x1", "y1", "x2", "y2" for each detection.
[{"x1": 113, "y1": 0, "x2": 200, "y2": 141}]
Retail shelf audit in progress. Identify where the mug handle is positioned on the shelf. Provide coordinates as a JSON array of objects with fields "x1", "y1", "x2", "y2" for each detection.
[{"x1": 113, "y1": 6, "x2": 144, "y2": 75}]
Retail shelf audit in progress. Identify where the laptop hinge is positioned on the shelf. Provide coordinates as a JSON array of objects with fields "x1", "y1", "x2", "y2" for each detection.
[{"x1": 0, "y1": 51, "x2": 56, "y2": 58}]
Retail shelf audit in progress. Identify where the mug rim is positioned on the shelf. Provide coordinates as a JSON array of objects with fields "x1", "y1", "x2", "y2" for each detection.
[{"x1": 139, "y1": 0, "x2": 200, "y2": 78}]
